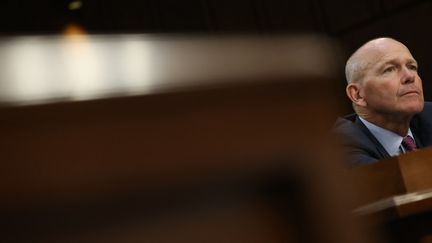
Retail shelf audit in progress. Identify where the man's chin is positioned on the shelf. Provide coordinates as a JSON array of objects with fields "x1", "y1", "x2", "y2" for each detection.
[{"x1": 401, "y1": 102, "x2": 424, "y2": 115}]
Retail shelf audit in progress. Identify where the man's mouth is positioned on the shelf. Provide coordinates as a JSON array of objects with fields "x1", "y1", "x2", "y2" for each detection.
[{"x1": 401, "y1": 90, "x2": 420, "y2": 96}]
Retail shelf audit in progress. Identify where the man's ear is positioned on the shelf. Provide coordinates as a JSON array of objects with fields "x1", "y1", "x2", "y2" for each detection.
[{"x1": 346, "y1": 83, "x2": 367, "y2": 107}]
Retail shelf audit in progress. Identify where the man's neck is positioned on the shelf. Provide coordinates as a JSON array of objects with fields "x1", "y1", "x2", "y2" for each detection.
[{"x1": 359, "y1": 112, "x2": 412, "y2": 136}]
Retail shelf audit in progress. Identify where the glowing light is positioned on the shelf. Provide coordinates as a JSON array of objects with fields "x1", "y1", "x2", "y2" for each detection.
[
  {"x1": 68, "y1": 1, "x2": 83, "y2": 11},
  {"x1": 62, "y1": 23, "x2": 87, "y2": 40}
]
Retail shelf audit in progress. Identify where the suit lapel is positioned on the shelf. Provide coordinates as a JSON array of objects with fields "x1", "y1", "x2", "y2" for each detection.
[{"x1": 354, "y1": 116, "x2": 391, "y2": 158}]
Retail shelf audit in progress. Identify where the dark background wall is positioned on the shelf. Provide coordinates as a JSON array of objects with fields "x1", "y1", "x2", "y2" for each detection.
[{"x1": 1, "y1": 0, "x2": 431, "y2": 113}]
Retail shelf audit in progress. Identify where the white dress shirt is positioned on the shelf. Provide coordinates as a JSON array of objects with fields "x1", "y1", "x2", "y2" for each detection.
[{"x1": 359, "y1": 117, "x2": 415, "y2": 156}]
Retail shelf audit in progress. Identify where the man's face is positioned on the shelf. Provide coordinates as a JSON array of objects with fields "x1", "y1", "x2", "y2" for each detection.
[{"x1": 359, "y1": 40, "x2": 424, "y2": 116}]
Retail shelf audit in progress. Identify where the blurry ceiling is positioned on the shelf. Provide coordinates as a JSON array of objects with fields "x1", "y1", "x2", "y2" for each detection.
[{"x1": 0, "y1": 0, "x2": 431, "y2": 107}]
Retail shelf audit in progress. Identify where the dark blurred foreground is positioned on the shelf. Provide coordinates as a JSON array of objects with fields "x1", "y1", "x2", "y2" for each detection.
[{"x1": 0, "y1": 34, "x2": 377, "y2": 243}]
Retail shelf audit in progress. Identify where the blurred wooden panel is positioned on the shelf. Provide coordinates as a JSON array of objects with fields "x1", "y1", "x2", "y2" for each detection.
[
  {"x1": 0, "y1": 35, "x2": 376, "y2": 243},
  {"x1": 0, "y1": 34, "x2": 338, "y2": 105}
]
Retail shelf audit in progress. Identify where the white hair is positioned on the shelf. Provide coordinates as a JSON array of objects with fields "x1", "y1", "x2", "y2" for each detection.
[{"x1": 345, "y1": 56, "x2": 368, "y2": 84}]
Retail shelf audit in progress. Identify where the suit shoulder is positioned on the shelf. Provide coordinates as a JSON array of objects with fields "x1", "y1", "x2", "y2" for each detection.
[{"x1": 424, "y1": 101, "x2": 432, "y2": 111}]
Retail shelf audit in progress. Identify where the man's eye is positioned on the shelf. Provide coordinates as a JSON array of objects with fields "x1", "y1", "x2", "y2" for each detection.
[
  {"x1": 409, "y1": 65, "x2": 418, "y2": 71},
  {"x1": 383, "y1": 66, "x2": 395, "y2": 73}
]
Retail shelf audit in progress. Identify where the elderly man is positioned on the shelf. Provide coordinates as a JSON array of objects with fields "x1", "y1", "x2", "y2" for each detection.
[{"x1": 334, "y1": 37, "x2": 432, "y2": 166}]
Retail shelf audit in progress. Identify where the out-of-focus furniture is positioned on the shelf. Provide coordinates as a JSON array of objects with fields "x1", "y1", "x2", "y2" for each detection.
[
  {"x1": 352, "y1": 147, "x2": 432, "y2": 243},
  {"x1": 0, "y1": 34, "x2": 374, "y2": 243}
]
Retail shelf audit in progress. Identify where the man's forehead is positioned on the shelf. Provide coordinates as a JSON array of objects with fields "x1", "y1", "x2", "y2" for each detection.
[
  {"x1": 360, "y1": 39, "x2": 414, "y2": 65},
  {"x1": 374, "y1": 49, "x2": 416, "y2": 66}
]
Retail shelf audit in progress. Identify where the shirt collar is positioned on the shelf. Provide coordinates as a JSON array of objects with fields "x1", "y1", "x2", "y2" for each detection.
[{"x1": 359, "y1": 117, "x2": 414, "y2": 156}]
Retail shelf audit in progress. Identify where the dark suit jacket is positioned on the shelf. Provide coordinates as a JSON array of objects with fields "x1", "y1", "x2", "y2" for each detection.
[{"x1": 334, "y1": 102, "x2": 432, "y2": 166}]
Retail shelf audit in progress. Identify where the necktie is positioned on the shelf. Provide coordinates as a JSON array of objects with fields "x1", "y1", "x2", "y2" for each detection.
[{"x1": 402, "y1": 135, "x2": 417, "y2": 151}]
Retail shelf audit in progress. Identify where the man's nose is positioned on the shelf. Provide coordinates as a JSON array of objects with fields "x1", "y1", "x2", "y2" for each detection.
[{"x1": 401, "y1": 66, "x2": 415, "y2": 84}]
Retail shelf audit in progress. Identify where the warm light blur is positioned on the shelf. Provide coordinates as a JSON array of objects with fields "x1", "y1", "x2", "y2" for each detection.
[{"x1": 62, "y1": 23, "x2": 87, "y2": 37}]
